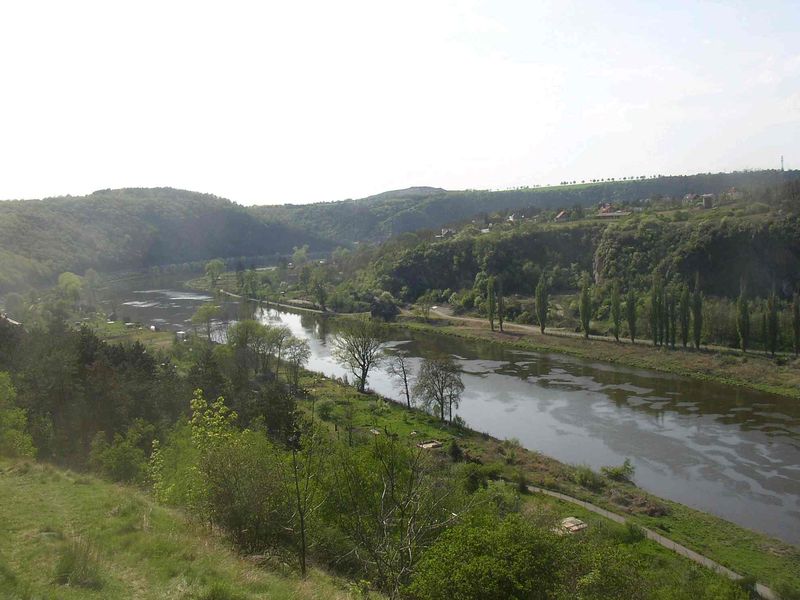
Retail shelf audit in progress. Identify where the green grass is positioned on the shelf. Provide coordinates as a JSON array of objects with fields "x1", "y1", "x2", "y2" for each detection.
[
  {"x1": 0, "y1": 460, "x2": 373, "y2": 600},
  {"x1": 88, "y1": 316, "x2": 176, "y2": 351},
  {"x1": 300, "y1": 371, "x2": 800, "y2": 594}
]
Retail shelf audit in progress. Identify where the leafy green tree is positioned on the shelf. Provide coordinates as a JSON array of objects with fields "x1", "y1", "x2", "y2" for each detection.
[
  {"x1": 292, "y1": 244, "x2": 309, "y2": 266},
  {"x1": 406, "y1": 515, "x2": 564, "y2": 600},
  {"x1": 626, "y1": 288, "x2": 637, "y2": 343},
  {"x1": 284, "y1": 337, "x2": 310, "y2": 391},
  {"x1": 191, "y1": 303, "x2": 222, "y2": 340},
  {"x1": 417, "y1": 291, "x2": 436, "y2": 321},
  {"x1": 413, "y1": 356, "x2": 465, "y2": 422},
  {"x1": 486, "y1": 276, "x2": 496, "y2": 331},
  {"x1": 793, "y1": 293, "x2": 800, "y2": 357},
  {"x1": 534, "y1": 277, "x2": 548, "y2": 334},
  {"x1": 610, "y1": 280, "x2": 622, "y2": 341},
  {"x1": 679, "y1": 284, "x2": 690, "y2": 347},
  {"x1": 497, "y1": 278, "x2": 505, "y2": 332},
  {"x1": 666, "y1": 290, "x2": 677, "y2": 349},
  {"x1": 767, "y1": 289, "x2": 779, "y2": 357},
  {"x1": 736, "y1": 280, "x2": 750, "y2": 353},
  {"x1": 692, "y1": 272, "x2": 703, "y2": 349},
  {"x1": 83, "y1": 268, "x2": 100, "y2": 307},
  {"x1": 242, "y1": 268, "x2": 260, "y2": 299},
  {"x1": 650, "y1": 272, "x2": 662, "y2": 346},
  {"x1": 579, "y1": 272, "x2": 591, "y2": 339},
  {"x1": 311, "y1": 273, "x2": 328, "y2": 311},
  {"x1": 332, "y1": 318, "x2": 385, "y2": 393},
  {"x1": 57, "y1": 272, "x2": 83, "y2": 309},
  {"x1": 371, "y1": 291, "x2": 400, "y2": 322},
  {"x1": 0, "y1": 372, "x2": 36, "y2": 458},
  {"x1": 204, "y1": 258, "x2": 225, "y2": 291}
]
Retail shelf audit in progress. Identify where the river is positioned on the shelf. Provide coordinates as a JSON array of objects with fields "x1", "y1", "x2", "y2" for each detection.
[{"x1": 107, "y1": 277, "x2": 800, "y2": 545}]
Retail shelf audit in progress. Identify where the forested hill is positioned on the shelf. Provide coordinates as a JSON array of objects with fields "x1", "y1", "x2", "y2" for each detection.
[
  {"x1": 253, "y1": 170, "x2": 799, "y2": 244},
  {"x1": 0, "y1": 187, "x2": 332, "y2": 292}
]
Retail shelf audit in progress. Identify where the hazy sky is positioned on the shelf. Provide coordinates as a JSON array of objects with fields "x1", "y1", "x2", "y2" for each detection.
[{"x1": 1, "y1": 1, "x2": 798, "y2": 205}]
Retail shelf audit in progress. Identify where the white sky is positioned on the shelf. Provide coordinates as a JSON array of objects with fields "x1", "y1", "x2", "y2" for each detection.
[{"x1": 1, "y1": 0, "x2": 798, "y2": 205}]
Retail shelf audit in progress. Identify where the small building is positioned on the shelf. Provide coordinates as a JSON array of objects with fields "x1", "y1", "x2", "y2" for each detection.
[{"x1": 701, "y1": 194, "x2": 714, "y2": 209}]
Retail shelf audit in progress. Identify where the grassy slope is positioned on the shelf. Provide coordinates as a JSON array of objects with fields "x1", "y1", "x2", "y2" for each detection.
[
  {"x1": 0, "y1": 460, "x2": 364, "y2": 600},
  {"x1": 300, "y1": 371, "x2": 800, "y2": 593}
]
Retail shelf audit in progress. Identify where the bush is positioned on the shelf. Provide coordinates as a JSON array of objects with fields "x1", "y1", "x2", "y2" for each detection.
[
  {"x1": 89, "y1": 420, "x2": 154, "y2": 483},
  {"x1": 448, "y1": 440, "x2": 463, "y2": 462},
  {"x1": 316, "y1": 400, "x2": 334, "y2": 421},
  {"x1": 405, "y1": 515, "x2": 563, "y2": 600},
  {"x1": 54, "y1": 538, "x2": 103, "y2": 590},
  {"x1": 573, "y1": 464, "x2": 605, "y2": 491},
  {"x1": 601, "y1": 458, "x2": 635, "y2": 482}
]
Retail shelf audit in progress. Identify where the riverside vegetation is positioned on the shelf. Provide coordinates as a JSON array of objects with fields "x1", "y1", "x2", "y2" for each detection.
[
  {"x1": 2, "y1": 171, "x2": 800, "y2": 598},
  {"x1": 1, "y1": 277, "x2": 799, "y2": 598},
  {"x1": 2, "y1": 283, "x2": 797, "y2": 598}
]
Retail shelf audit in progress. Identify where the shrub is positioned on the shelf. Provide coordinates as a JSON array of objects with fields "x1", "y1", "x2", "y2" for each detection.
[
  {"x1": 89, "y1": 420, "x2": 154, "y2": 483},
  {"x1": 573, "y1": 464, "x2": 605, "y2": 491},
  {"x1": 405, "y1": 515, "x2": 563, "y2": 600},
  {"x1": 316, "y1": 400, "x2": 334, "y2": 421},
  {"x1": 53, "y1": 538, "x2": 103, "y2": 590},
  {"x1": 448, "y1": 440, "x2": 463, "y2": 462},
  {"x1": 600, "y1": 458, "x2": 635, "y2": 483}
]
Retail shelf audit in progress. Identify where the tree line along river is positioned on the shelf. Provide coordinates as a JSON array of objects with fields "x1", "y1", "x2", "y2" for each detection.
[{"x1": 110, "y1": 277, "x2": 800, "y2": 545}]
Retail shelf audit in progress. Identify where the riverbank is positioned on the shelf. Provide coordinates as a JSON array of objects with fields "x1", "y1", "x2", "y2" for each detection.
[
  {"x1": 299, "y1": 371, "x2": 799, "y2": 595},
  {"x1": 88, "y1": 279, "x2": 799, "y2": 595},
  {"x1": 392, "y1": 310, "x2": 800, "y2": 400}
]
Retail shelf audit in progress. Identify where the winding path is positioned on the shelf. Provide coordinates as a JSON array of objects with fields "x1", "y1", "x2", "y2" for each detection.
[{"x1": 527, "y1": 485, "x2": 777, "y2": 600}]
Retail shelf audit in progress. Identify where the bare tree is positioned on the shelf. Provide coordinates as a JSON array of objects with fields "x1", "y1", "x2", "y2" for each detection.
[
  {"x1": 413, "y1": 356, "x2": 464, "y2": 422},
  {"x1": 332, "y1": 318, "x2": 385, "y2": 393},
  {"x1": 284, "y1": 336, "x2": 311, "y2": 391},
  {"x1": 386, "y1": 351, "x2": 414, "y2": 408},
  {"x1": 286, "y1": 419, "x2": 328, "y2": 577}
]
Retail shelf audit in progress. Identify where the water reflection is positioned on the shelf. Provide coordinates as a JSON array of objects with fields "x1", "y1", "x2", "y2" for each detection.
[{"x1": 105, "y1": 281, "x2": 800, "y2": 545}]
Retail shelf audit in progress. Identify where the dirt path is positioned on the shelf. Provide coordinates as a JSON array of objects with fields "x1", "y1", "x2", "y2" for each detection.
[{"x1": 528, "y1": 485, "x2": 777, "y2": 599}]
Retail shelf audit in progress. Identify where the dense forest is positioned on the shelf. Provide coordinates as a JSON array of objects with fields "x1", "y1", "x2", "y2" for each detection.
[
  {"x1": 1, "y1": 170, "x2": 797, "y2": 296},
  {"x1": 0, "y1": 188, "x2": 333, "y2": 293}
]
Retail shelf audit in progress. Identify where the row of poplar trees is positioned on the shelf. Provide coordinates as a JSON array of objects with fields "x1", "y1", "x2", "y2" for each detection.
[{"x1": 487, "y1": 271, "x2": 800, "y2": 356}]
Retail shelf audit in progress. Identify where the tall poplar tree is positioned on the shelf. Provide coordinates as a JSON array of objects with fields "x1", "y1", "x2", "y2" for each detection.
[
  {"x1": 579, "y1": 273, "x2": 591, "y2": 339},
  {"x1": 535, "y1": 277, "x2": 549, "y2": 334},
  {"x1": 650, "y1": 272, "x2": 662, "y2": 346},
  {"x1": 497, "y1": 278, "x2": 505, "y2": 333},
  {"x1": 692, "y1": 272, "x2": 703, "y2": 349},
  {"x1": 767, "y1": 289, "x2": 779, "y2": 357},
  {"x1": 486, "y1": 276, "x2": 496, "y2": 332},
  {"x1": 793, "y1": 293, "x2": 800, "y2": 357},
  {"x1": 679, "y1": 284, "x2": 690, "y2": 348},
  {"x1": 610, "y1": 280, "x2": 621, "y2": 342},
  {"x1": 626, "y1": 288, "x2": 637, "y2": 343},
  {"x1": 736, "y1": 279, "x2": 750, "y2": 353}
]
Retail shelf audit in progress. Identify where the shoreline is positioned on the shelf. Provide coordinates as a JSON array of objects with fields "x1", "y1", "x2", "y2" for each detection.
[{"x1": 299, "y1": 370, "x2": 799, "y2": 595}]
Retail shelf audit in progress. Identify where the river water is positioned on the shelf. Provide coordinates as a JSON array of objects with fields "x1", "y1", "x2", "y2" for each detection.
[{"x1": 107, "y1": 278, "x2": 800, "y2": 545}]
